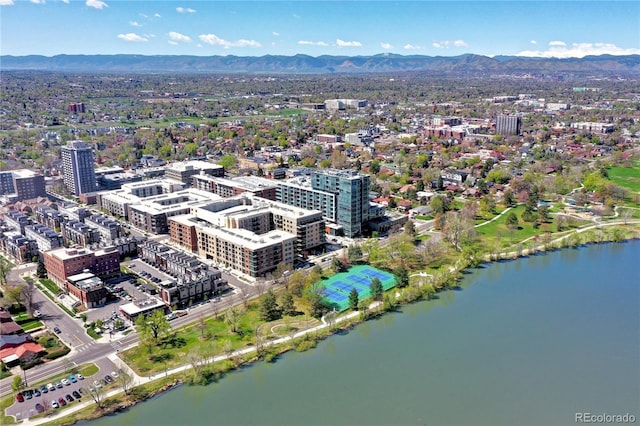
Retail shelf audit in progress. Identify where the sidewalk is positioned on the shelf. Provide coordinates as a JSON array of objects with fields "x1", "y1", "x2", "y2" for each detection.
[{"x1": 10, "y1": 304, "x2": 371, "y2": 426}]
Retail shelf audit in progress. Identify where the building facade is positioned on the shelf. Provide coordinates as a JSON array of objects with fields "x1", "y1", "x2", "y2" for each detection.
[
  {"x1": 496, "y1": 115, "x2": 522, "y2": 136},
  {"x1": 61, "y1": 140, "x2": 97, "y2": 195}
]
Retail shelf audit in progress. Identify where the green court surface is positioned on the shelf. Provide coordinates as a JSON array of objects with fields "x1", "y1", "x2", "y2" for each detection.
[{"x1": 321, "y1": 265, "x2": 396, "y2": 311}]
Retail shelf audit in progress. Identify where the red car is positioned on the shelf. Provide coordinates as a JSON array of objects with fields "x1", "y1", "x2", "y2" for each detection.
[
  {"x1": 58, "y1": 397, "x2": 67, "y2": 406},
  {"x1": 16, "y1": 393, "x2": 24, "y2": 403}
]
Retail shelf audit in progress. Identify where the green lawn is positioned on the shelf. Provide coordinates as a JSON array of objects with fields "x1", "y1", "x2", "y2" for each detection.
[
  {"x1": 476, "y1": 205, "x2": 556, "y2": 247},
  {"x1": 608, "y1": 163, "x2": 640, "y2": 192},
  {"x1": 122, "y1": 302, "x2": 265, "y2": 376}
]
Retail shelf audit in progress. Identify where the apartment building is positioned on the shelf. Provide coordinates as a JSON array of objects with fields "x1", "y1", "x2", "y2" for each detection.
[
  {"x1": 65, "y1": 272, "x2": 108, "y2": 309},
  {"x1": 44, "y1": 246, "x2": 120, "y2": 288},
  {"x1": 34, "y1": 206, "x2": 65, "y2": 230},
  {"x1": 0, "y1": 170, "x2": 47, "y2": 200},
  {"x1": 137, "y1": 240, "x2": 228, "y2": 308},
  {"x1": 3, "y1": 210, "x2": 33, "y2": 235},
  {"x1": 169, "y1": 195, "x2": 324, "y2": 277},
  {"x1": 191, "y1": 174, "x2": 278, "y2": 200},
  {"x1": 61, "y1": 140, "x2": 97, "y2": 195},
  {"x1": 84, "y1": 214, "x2": 122, "y2": 243},
  {"x1": 24, "y1": 224, "x2": 64, "y2": 252},
  {"x1": 0, "y1": 232, "x2": 38, "y2": 264},
  {"x1": 165, "y1": 160, "x2": 224, "y2": 185},
  {"x1": 61, "y1": 220, "x2": 101, "y2": 247},
  {"x1": 276, "y1": 169, "x2": 377, "y2": 238},
  {"x1": 570, "y1": 122, "x2": 615, "y2": 134},
  {"x1": 496, "y1": 115, "x2": 522, "y2": 136}
]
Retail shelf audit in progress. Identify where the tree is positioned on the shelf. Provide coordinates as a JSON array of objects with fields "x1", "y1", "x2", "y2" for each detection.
[
  {"x1": 5, "y1": 285, "x2": 23, "y2": 308},
  {"x1": 332, "y1": 256, "x2": 347, "y2": 273},
  {"x1": 404, "y1": 220, "x2": 417, "y2": 238},
  {"x1": 369, "y1": 278, "x2": 383, "y2": 301},
  {"x1": 259, "y1": 290, "x2": 281, "y2": 322},
  {"x1": 118, "y1": 370, "x2": 133, "y2": 396},
  {"x1": 305, "y1": 287, "x2": 328, "y2": 319},
  {"x1": 347, "y1": 245, "x2": 363, "y2": 264},
  {"x1": 135, "y1": 309, "x2": 170, "y2": 345},
  {"x1": 36, "y1": 258, "x2": 47, "y2": 279},
  {"x1": 506, "y1": 212, "x2": 519, "y2": 230},
  {"x1": 503, "y1": 189, "x2": 515, "y2": 206},
  {"x1": 369, "y1": 160, "x2": 381, "y2": 174},
  {"x1": 87, "y1": 385, "x2": 106, "y2": 410},
  {"x1": 394, "y1": 264, "x2": 409, "y2": 288},
  {"x1": 12, "y1": 376, "x2": 24, "y2": 393},
  {"x1": 348, "y1": 288, "x2": 359, "y2": 311},
  {"x1": 219, "y1": 154, "x2": 238, "y2": 170},
  {"x1": 443, "y1": 211, "x2": 476, "y2": 252},
  {"x1": 279, "y1": 290, "x2": 296, "y2": 316},
  {"x1": 224, "y1": 306, "x2": 241, "y2": 334},
  {"x1": 20, "y1": 280, "x2": 36, "y2": 315}
]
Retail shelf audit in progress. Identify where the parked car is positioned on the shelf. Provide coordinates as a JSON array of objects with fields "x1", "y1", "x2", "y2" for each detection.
[
  {"x1": 51, "y1": 400, "x2": 59, "y2": 409},
  {"x1": 55, "y1": 381, "x2": 63, "y2": 388},
  {"x1": 35, "y1": 403, "x2": 44, "y2": 413},
  {"x1": 61, "y1": 378, "x2": 70, "y2": 386},
  {"x1": 93, "y1": 380, "x2": 102, "y2": 389},
  {"x1": 110, "y1": 371, "x2": 119, "y2": 379},
  {"x1": 104, "y1": 375, "x2": 113, "y2": 383},
  {"x1": 33, "y1": 310, "x2": 42, "y2": 318},
  {"x1": 65, "y1": 394, "x2": 73, "y2": 402},
  {"x1": 46, "y1": 383, "x2": 55, "y2": 392},
  {"x1": 16, "y1": 393, "x2": 24, "y2": 403},
  {"x1": 72, "y1": 390, "x2": 81, "y2": 399},
  {"x1": 58, "y1": 397, "x2": 66, "y2": 406},
  {"x1": 24, "y1": 390, "x2": 32, "y2": 400},
  {"x1": 40, "y1": 385, "x2": 48, "y2": 394},
  {"x1": 68, "y1": 375, "x2": 77, "y2": 383},
  {"x1": 76, "y1": 373, "x2": 84, "y2": 380},
  {"x1": 33, "y1": 388, "x2": 41, "y2": 397},
  {"x1": 53, "y1": 326, "x2": 61, "y2": 334}
]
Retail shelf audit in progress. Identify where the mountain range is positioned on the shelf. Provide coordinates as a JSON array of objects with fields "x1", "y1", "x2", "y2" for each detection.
[{"x1": 2, "y1": 53, "x2": 639, "y2": 74}]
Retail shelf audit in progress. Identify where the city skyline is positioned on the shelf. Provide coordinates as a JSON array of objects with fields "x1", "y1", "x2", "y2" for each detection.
[{"x1": 1, "y1": 0, "x2": 639, "y2": 58}]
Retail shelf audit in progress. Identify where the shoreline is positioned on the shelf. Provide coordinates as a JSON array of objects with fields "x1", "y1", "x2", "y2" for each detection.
[{"x1": 13, "y1": 224, "x2": 640, "y2": 426}]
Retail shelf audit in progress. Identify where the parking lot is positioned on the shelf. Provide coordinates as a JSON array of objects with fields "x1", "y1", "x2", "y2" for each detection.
[
  {"x1": 6, "y1": 358, "x2": 119, "y2": 421},
  {"x1": 84, "y1": 260, "x2": 171, "y2": 323}
]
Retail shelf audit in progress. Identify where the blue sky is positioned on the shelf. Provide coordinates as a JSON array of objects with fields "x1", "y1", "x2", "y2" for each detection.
[{"x1": 1, "y1": 1, "x2": 639, "y2": 58}]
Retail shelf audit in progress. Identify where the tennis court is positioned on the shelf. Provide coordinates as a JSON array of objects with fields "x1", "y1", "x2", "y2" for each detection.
[{"x1": 321, "y1": 265, "x2": 397, "y2": 311}]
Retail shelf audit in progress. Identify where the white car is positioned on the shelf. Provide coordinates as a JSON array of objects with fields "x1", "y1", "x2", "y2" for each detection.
[
  {"x1": 93, "y1": 380, "x2": 102, "y2": 389},
  {"x1": 61, "y1": 378, "x2": 70, "y2": 386},
  {"x1": 110, "y1": 371, "x2": 119, "y2": 378},
  {"x1": 46, "y1": 383, "x2": 55, "y2": 391},
  {"x1": 76, "y1": 373, "x2": 84, "y2": 380},
  {"x1": 51, "y1": 401, "x2": 59, "y2": 409},
  {"x1": 33, "y1": 310, "x2": 42, "y2": 318}
]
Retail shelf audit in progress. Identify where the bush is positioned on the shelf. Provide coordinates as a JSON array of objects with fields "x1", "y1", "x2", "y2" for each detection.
[{"x1": 44, "y1": 346, "x2": 70, "y2": 360}]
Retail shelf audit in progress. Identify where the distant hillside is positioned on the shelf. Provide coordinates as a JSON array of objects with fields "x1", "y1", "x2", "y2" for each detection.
[{"x1": 2, "y1": 53, "x2": 639, "y2": 74}]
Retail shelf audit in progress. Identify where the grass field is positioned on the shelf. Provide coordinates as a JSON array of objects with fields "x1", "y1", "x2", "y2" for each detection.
[
  {"x1": 608, "y1": 163, "x2": 640, "y2": 192},
  {"x1": 476, "y1": 205, "x2": 556, "y2": 247}
]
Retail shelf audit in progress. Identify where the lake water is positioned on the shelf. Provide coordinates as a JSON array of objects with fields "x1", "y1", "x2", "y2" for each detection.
[{"x1": 88, "y1": 241, "x2": 639, "y2": 426}]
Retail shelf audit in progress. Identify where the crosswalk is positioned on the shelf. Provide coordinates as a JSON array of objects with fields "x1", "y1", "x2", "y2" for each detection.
[{"x1": 75, "y1": 341, "x2": 97, "y2": 352}]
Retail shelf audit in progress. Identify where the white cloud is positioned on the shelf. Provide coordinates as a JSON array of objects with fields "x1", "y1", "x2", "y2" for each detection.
[
  {"x1": 515, "y1": 42, "x2": 640, "y2": 58},
  {"x1": 272, "y1": 32, "x2": 280, "y2": 36},
  {"x1": 198, "y1": 34, "x2": 261, "y2": 49},
  {"x1": 298, "y1": 40, "x2": 329, "y2": 46},
  {"x1": 86, "y1": 0, "x2": 107, "y2": 9},
  {"x1": 176, "y1": 6, "x2": 196, "y2": 13},
  {"x1": 336, "y1": 39, "x2": 362, "y2": 47},
  {"x1": 117, "y1": 33, "x2": 148, "y2": 42},
  {"x1": 154, "y1": 13, "x2": 161, "y2": 18},
  {"x1": 129, "y1": 21, "x2": 142, "y2": 27},
  {"x1": 549, "y1": 40, "x2": 566, "y2": 47},
  {"x1": 433, "y1": 39, "x2": 468, "y2": 49},
  {"x1": 404, "y1": 44, "x2": 422, "y2": 50},
  {"x1": 530, "y1": 40, "x2": 537, "y2": 45},
  {"x1": 169, "y1": 31, "x2": 191, "y2": 43},
  {"x1": 30, "y1": 0, "x2": 45, "y2": 4},
  {"x1": 380, "y1": 42, "x2": 393, "y2": 50},
  {"x1": 168, "y1": 40, "x2": 178, "y2": 46},
  {"x1": 0, "y1": 0, "x2": 15, "y2": 6}
]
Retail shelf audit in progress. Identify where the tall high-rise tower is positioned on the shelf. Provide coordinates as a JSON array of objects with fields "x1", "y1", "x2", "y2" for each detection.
[
  {"x1": 61, "y1": 140, "x2": 96, "y2": 195},
  {"x1": 496, "y1": 115, "x2": 522, "y2": 136}
]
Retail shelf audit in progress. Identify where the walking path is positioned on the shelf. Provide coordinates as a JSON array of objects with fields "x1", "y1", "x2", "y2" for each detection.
[{"x1": 13, "y1": 303, "x2": 374, "y2": 426}]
